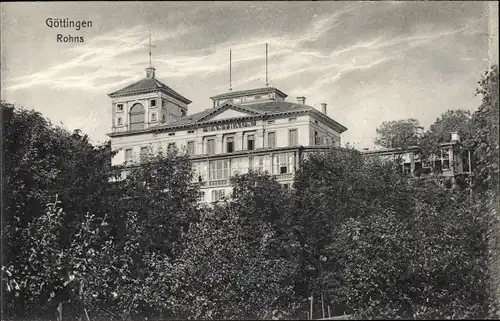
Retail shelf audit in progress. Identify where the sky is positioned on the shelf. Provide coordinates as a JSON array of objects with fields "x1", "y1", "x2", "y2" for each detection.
[{"x1": 1, "y1": 1, "x2": 498, "y2": 149}]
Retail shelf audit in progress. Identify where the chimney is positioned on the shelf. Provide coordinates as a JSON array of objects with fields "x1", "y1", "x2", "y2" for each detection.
[
  {"x1": 451, "y1": 132, "x2": 460, "y2": 142},
  {"x1": 145, "y1": 67, "x2": 156, "y2": 79},
  {"x1": 321, "y1": 103, "x2": 327, "y2": 114},
  {"x1": 297, "y1": 96, "x2": 306, "y2": 105}
]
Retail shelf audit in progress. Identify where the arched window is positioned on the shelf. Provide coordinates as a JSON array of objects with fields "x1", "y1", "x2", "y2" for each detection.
[{"x1": 130, "y1": 103, "x2": 145, "y2": 130}]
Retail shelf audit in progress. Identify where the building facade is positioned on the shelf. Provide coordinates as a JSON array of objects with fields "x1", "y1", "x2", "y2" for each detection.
[
  {"x1": 107, "y1": 67, "x2": 348, "y2": 202},
  {"x1": 361, "y1": 132, "x2": 472, "y2": 187}
]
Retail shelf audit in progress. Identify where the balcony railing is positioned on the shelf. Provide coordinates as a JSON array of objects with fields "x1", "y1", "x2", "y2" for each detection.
[
  {"x1": 274, "y1": 172, "x2": 294, "y2": 180},
  {"x1": 209, "y1": 179, "x2": 229, "y2": 187}
]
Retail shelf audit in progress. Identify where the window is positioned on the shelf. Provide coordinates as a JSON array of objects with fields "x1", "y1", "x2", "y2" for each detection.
[
  {"x1": 168, "y1": 142, "x2": 176, "y2": 151},
  {"x1": 211, "y1": 189, "x2": 225, "y2": 202},
  {"x1": 226, "y1": 136, "x2": 234, "y2": 153},
  {"x1": 162, "y1": 99, "x2": 167, "y2": 107},
  {"x1": 289, "y1": 129, "x2": 298, "y2": 146},
  {"x1": 267, "y1": 120, "x2": 275, "y2": 124},
  {"x1": 314, "y1": 131, "x2": 320, "y2": 145},
  {"x1": 209, "y1": 159, "x2": 229, "y2": 181},
  {"x1": 274, "y1": 153, "x2": 293, "y2": 174},
  {"x1": 181, "y1": 109, "x2": 186, "y2": 117},
  {"x1": 187, "y1": 141, "x2": 195, "y2": 155},
  {"x1": 254, "y1": 95, "x2": 261, "y2": 100},
  {"x1": 140, "y1": 146, "x2": 149, "y2": 156},
  {"x1": 289, "y1": 117, "x2": 297, "y2": 122},
  {"x1": 117, "y1": 117, "x2": 123, "y2": 126},
  {"x1": 247, "y1": 134, "x2": 255, "y2": 150},
  {"x1": 125, "y1": 149, "x2": 133, "y2": 162},
  {"x1": 252, "y1": 156, "x2": 264, "y2": 173},
  {"x1": 207, "y1": 139, "x2": 215, "y2": 155},
  {"x1": 442, "y1": 149, "x2": 450, "y2": 170},
  {"x1": 150, "y1": 99, "x2": 157, "y2": 107},
  {"x1": 130, "y1": 103, "x2": 145, "y2": 131},
  {"x1": 423, "y1": 155, "x2": 433, "y2": 168},
  {"x1": 188, "y1": 130, "x2": 195, "y2": 134},
  {"x1": 268, "y1": 132, "x2": 276, "y2": 148},
  {"x1": 151, "y1": 112, "x2": 157, "y2": 122},
  {"x1": 116, "y1": 104, "x2": 124, "y2": 112},
  {"x1": 198, "y1": 191, "x2": 205, "y2": 202},
  {"x1": 283, "y1": 183, "x2": 290, "y2": 189},
  {"x1": 168, "y1": 132, "x2": 175, "y2": 136},
  {"x1": 162, "y1": 114, "x2": 166, "y2": 122}
]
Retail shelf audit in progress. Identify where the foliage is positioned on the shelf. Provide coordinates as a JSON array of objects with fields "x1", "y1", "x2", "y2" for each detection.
[
  {"x1": 374, "y1": 119, "x2": 421, "y2": 149},
  {"x1": 419, "y1": 109, "x2": 472, "y2": 159},
  {"x1": 292, "y1": 147, "x2": 491, "y2": 319},
  {"x1": 471, "y1": 65, "x2": 499, "y2": 196},
  {"x1": 2, "y1": 102, "x2": 115, "y2": 319},
  {"x1": 470, "y1": 64, "x2": 499, "y2": 317},
  {"x1": 173, "y1": 172, "x2": 300, "y2": 319}
]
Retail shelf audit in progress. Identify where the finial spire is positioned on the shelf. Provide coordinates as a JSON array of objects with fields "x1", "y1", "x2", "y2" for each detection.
[
  {"x1": 266, "y1": 43, "x2": 269, "y2": 86},
  {"x1": 145, "y1": 34, "x2": 157, "y2": 78},
  {"x1": 148, "y1": 34, "x2": 154, "y2": 68},
  {"x1": 229, "y1": 49, "x2": 232, "y2": 91}
]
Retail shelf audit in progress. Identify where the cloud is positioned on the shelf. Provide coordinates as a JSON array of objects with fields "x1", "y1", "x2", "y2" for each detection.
[{"x1": 5, "y1": 24, "x2": 191, "y2": 91}]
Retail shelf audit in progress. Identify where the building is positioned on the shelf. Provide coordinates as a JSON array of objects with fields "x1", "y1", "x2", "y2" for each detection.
[
  {"x1": 361, "y1": 132, "x2": 472, "y2": 187},
  {"x1": 107, "y1": 66, "x2": 348, "y2": 202}
]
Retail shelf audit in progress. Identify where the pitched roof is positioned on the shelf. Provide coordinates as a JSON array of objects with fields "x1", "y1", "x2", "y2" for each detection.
[
  {"x1": 108, "y1": 77, "x2": 192, "y2": 104},
  {"x1": 108, "y1": 100, "x2": 347, "y2": 137},
  {"x1": 157, "y1": 101, "x2": 346, "y2": 132},
  {"x1": 209, "y1": 87, "x2": 288, "y2": 100}
]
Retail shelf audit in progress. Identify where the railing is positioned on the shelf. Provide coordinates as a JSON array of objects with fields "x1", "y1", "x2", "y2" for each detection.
[
  {"x1": 274, "y1": 172, "x2": 294, "y2": 180},
  {"x1": 209, "y1": 179, "x2": 229, "y2": 187}
]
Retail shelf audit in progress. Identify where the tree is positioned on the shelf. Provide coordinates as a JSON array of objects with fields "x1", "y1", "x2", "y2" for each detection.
[
  {"x1": 1, "y1": 102, "x2": 115, "y2": 319},
  {"x1": 420, "y1": 109, "x2": 472, "y2": 159},
  {"x1": 374, "y1": 119, "x2": 421, "y2": 149},
  {"x1": 172, "y1": 172, "x2": 301, "y2": 319},
  {"x1": 1, "y1": 103, "x2": 202, "y2": 320},
  {"x1": 470, "y1": 64, "x2": 499, "y2": 317},
  {"x1": 292, "y1": 147, "x2": 491, "y2": 319}
]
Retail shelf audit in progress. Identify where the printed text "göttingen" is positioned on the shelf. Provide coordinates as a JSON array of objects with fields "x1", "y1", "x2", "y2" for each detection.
[{"x1": 46, "y1": 18, "x2": 92, "y2": 43}]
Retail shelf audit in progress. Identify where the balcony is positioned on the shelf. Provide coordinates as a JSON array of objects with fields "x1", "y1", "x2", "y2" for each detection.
[
  {"x1": 274, "y1": 172, "x2": 294, "y2": 180},
  {"x1": 209, "y1": 179, "x2": 229, "y2": 187}
]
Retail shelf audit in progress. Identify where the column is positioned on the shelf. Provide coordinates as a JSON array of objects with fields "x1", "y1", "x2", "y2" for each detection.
[
  {"x1": 410, "y1": 152, "x2": 415, "y2": 176},
  {"x1": 270, "y1": 152, "x2": 274, "y2": 175},
  {"x1": 216, "y1": 134, "x2": 223, "y2": 154},
  {"x1": 449, "y1": 147, "x2": 455, "y2": 175},
  {"x1": 197, "y1": 138, "x2": 204, "y2": 155},
  {"x1": 256, "y1": 129, "x2": 264, "y2": 149},
  {"x1": 235, "y1": 132, "x2": 243, "y2": 151}
]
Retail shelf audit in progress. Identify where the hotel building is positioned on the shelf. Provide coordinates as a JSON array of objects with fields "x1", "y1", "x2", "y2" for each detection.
[{"x1": 107, "y1": 67, "x2": 347, "y2": 202}]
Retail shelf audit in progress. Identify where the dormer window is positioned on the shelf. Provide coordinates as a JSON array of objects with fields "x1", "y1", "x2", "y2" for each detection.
[
  {"x1": 116, "y1": 104, "x2": 124, "y2": 112},
  {"x1": 150, "y1": 99, "x2": 157, "y2": 108}
]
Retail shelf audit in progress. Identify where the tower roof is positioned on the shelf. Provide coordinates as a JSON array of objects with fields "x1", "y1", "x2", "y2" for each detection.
[{"x1": 108, "y1": 73, "x2": 192, "y2": 104}]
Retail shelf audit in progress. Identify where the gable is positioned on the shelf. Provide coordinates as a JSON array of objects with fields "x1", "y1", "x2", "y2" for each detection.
[
  {"x1": 196, "y1": 103, "x2": 262, "y2": 123},
  {"x1": 210, "y1": 109, "x2": 253, "y2": 121}
]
